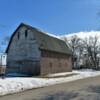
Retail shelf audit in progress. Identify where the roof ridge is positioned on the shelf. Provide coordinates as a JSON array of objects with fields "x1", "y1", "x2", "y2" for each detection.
[{"x1": 21, "y1": 23, "x2": 65, "y2": 43}]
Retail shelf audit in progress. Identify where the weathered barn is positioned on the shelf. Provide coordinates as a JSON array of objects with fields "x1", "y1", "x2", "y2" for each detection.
[{"x1": 6, "y1": 23, "x2": 72, "y2": 76}]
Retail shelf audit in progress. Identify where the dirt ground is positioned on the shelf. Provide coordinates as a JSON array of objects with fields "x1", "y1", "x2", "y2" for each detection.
[{"x1": 1, "y1": 75, "x2": 100, "y2": 100}]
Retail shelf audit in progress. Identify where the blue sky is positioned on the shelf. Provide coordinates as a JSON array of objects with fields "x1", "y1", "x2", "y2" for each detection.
[{"x1": 0, "y1": 0, "x2": 100, "y2": 39}]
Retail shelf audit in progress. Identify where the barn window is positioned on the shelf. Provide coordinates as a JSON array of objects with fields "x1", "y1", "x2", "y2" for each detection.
[
  {"x1": 25, "y1": 30, "x2": 28, "y2": 38},
  {"x1": 18, "y1": 32, "x2": 20, "y2": 40}
]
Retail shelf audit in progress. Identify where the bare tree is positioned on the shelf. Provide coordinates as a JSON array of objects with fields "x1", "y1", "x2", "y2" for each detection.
[
  {"x1": 0, "y1": 36, "x2": 10, "y2": 52},
  {"x1": 62, "y1": 34, "x2": 100, "y2": 70},
  {"x1": 81, "y1": 36, "x2": 100, "y2": 69},
  {"x1": 62, "y1": 35, "x2": 83, "y2": 69}
]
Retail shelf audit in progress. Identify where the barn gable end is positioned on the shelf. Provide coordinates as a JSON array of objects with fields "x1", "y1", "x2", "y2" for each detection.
[{"x1": 6, "y1": 25, "x2": 41, "y2": 76}]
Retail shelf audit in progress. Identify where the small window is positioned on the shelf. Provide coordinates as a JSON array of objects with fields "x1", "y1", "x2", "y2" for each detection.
[
  {"x1": 25, "y1": 30, "x2": 28, "y2": 38},
  {"x1": 18, "y1": 32, "x2": 20, "y2": 40}
]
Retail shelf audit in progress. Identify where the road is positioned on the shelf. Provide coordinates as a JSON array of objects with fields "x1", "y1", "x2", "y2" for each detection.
[{"x1": 0, "y1": 76, "x2": 100, "y2": 100}]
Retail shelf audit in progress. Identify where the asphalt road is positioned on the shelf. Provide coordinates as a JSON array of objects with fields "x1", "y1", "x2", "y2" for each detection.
[{"x1": 0, "y1": 76, "x2": 100, "y2": 100}]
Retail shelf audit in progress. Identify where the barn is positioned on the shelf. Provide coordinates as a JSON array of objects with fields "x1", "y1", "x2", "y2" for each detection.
[{"x1": 6, "y1": 23, "x2": 72, "y2": 76}]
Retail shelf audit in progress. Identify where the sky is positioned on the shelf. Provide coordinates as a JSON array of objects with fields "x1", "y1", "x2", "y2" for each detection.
[{"x1": 0, "y1": 0, "x2": 100, "y2": 39}]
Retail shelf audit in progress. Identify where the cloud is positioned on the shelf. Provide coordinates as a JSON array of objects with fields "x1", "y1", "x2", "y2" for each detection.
[{"x1": 61, "y1": 31, "x2": 100, "y2": 39}]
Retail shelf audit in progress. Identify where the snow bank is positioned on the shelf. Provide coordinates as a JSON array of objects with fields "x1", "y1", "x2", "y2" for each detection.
[{"x1": 0, "y1": 70, "x2": 100, "y2": 96}]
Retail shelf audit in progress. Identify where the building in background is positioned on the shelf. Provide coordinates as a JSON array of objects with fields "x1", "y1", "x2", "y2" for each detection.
[{"x1": 0, "y1": 53, "x2": 7, "y2": 75}]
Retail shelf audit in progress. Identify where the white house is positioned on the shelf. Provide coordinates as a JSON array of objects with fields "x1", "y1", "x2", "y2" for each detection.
[{"x1": 0, "y1": 53, "x2": 7, "y2": 74}]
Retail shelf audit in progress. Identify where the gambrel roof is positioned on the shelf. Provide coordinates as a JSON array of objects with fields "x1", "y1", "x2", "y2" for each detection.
[{"x1": 6, "y1": 23, "x2": 72, "y2": 55}]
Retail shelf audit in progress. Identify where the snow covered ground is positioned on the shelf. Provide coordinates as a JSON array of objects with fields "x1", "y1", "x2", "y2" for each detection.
[{"x1": 0, "y1": 70, "x2": 100, "y2": 96}]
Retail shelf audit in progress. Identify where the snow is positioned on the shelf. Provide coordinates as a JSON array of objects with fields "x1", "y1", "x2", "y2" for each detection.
[
  {"x1": 35, "y1": 28, "x2": 60, "y2": 39},
  {"x1": 45, "y1": 31, "x2": 100, "y2": 40},
  {"x1": 48, "y1": 72, "x2": 75, "y2": 77},
  {"x1": 0, "y1": 70, "x2": 100, "y2": 96},
  {"x1": 46, "y1": 32, "x2": 60, "y2": 39},
  {"x1": 61, "y1": 31, "x2": 100, "y2": 39}
]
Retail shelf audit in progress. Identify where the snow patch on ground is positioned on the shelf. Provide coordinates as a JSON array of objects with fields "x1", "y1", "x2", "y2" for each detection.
[
  {"x1": 0, "y1": 70, "x2": 100, "y2": 96},
  {"x1": 48, "y1": 71, "x2": 75, "y2": 77}
]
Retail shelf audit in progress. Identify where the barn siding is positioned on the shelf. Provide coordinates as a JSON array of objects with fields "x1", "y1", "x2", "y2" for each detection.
[
  {"x1": 6, "y1": 26, "x2": 41, "y2": 75},
  {"x1": 40, "y1": 57, "x2": 72, "y2": 75},
  {"x1": 40, "y1": 50, "x2": 72, "y2": 75}
]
